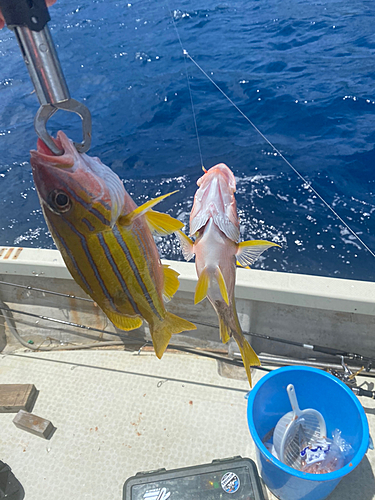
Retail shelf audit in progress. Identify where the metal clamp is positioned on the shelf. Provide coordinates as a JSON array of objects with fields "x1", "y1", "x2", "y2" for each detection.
[
  {"x1": 34, "y1": 100, "x2": 92, "y2": 155},
  {"x1": 0, "y1": 0, "x2": 92, "y2": 155}
]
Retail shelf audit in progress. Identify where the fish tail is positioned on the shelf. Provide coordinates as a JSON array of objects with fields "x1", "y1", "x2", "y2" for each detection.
[
  {"x1": 218, "y1": 304, "x2": 260, "y2": 387},
  {"x1": 235, "y1": 334, "x2": 260, "y2": 388},
  {"x1": 150, "y1": 313, "x2": 197, "y2": 358}
]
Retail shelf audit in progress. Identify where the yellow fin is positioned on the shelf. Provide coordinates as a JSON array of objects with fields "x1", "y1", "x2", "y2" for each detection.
[
  {"x1": 145, "y1": 210, "x2": 184, "y2": 236},
  {"x1": 219, "y1": 317, "x2": 231, "y2": 344},
  {"x1": 105, "y1": 310, "x2": 143, "y2": 331},
  {"x1": 216, "y1": 267, "x2": 229, "y2": 305},
  {"x1": 175, "y1": 230, "x2": 195, "y2": 261},
  {"x1": 150, "y1": 312, "x2": 197, "y2": 358},
  {"x1": 194, "y1": 267, "x2": 210, "y2": 305},
  {"x1": 162, "y1": 264, "x2": 180, "y2": 301},
  {"x1": 236, "y1": 259, "x2": 250, "y2": 269},
  {"x1": 237, "y1": 240, "x2": 280, "y2": 268},
  {"x1": 119, "y1": 190, "x2": 179, "y2": 226},
  {"x1": 236, "y1": 337, "x2": 260, "y2": 388}
]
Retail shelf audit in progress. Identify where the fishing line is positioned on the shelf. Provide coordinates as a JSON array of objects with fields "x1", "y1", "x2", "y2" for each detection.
[
  {"x1": 165, "y1": 2, "x2": 205, "y2": 170},
  {"x1": 186, "y1": 52, "x2": 375, "y2": 259},
  {"x1": 184, "y1": 50, "x2": 375, "y2": 257},
  {"x1": 165, "y1": 8, "x2": 375, "y2": 258},
  {"x1": 182, "y1": 52, "x2": 205, "y2": 170}
]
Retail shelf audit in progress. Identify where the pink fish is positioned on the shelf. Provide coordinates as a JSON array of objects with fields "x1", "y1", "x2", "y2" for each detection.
[{"x1": 177, "y1": 163, "x2": 279, "y2": 386}]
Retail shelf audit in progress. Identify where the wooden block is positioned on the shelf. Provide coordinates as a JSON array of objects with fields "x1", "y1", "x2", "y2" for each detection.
[
  {"x1": 0, "y1": 384, "x2": 38, "y2": 413},
  {"x1": 13, "y1": 410, "x2": 55, "y2": 440}
]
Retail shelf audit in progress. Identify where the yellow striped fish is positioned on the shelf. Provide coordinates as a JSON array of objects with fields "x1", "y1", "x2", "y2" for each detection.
[{"x1": 30, "y1": 131, "x2": 196, "y2": 357}]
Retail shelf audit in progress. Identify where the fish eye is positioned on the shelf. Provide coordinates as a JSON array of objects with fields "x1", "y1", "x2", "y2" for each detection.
[{"x1": 49, "y1": 190, "x2": 72, "y2": 214}]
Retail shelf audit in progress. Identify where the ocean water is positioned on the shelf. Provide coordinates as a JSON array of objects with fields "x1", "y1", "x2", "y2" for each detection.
[{"x1": 0, "y1": 0, "x2": 374, "y2": 281}]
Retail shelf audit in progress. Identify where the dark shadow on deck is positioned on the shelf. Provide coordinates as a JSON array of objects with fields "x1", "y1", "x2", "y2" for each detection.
[
  {"x1": 0, "y1": 460, "x2": 25, "y2": 500},
  {"x1": 329, "y1": 455, "x2": 375, "y2": 500}
]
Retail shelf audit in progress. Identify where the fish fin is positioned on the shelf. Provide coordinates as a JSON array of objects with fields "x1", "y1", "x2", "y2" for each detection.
[
  {"x1": 236, "y1": 259, "x2": 250, "y2": 269},
  {"x1": 145, "y1": 210, "x2": 184, "y2": 236},
  {"x1": 162, "y1": 264, "x2": 180, "y2": 302},
  {"x1": 212, "y1": 214, "x2": 240, "y2": 242},
  {"x1": 194, "y1": 267, "x2": 210, "y2": 305},
  {"x1": 236, "y1": 336, "x2": 260, "y2": 388},
  {"x1": 106, "y1": 311, "x2": 143, "y2": 331},
  {"x1": 150, "y1": 313, "x2": 197, "y2": 358},
  {"x1": 219, "y1": 317, "x2": 231, "y2": 344},
  {"x1": 190, "y1": 211, "x2": 239, "y2": 242},
  {"x1": 215, "y1": 267, "x2": 229, "y2": 306},
  {"x1": 175, "y1": 230, "x2": 195, "y2": 261},
  {"x1": 237, "y1": 240, "x2": 280, "y2": 267},
  {"x1": 189, "y1": 212, "x2": 209, "y2": 237},
  {"x1": 119, "y1": 190, "x2": 179, "y2": 226}
]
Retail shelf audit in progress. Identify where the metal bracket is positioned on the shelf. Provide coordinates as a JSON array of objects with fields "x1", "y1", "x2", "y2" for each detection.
[{"x1": 34, "y1": 100, "x2": 92, "y2": 155}]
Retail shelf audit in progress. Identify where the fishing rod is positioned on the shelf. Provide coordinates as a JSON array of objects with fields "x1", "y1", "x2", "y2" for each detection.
[
  {"x1": 248, "y1": 331, "x2": 374, "y2": 370},
  {"x1": 1, "y1": 277, "x2": 374, "y2": 372},
  {"x1": 193, "y1": 319, "x2": 375, "y2": 371},
  {"x1": 0, "y1": 301, "x2": 270, "y2": 371},
  {"x1": 190, "y1": 320, "x2": 375, "y2": 398},
  {"x1": 1, "y1": 297, "x2": 374, "y2": 374},
  {"x1": 250, "y1": 354, "x2": 375, "y2": 399},
  {"x1": 1, "y1": 300, "x2": 374, "y2": 398},
  {"x1": 0, "y1": 279, "x2": 92, "y2": 302}
]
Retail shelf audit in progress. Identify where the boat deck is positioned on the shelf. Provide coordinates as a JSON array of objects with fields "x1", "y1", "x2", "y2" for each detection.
[{"x1": 1, "y1": 349, "x2": 375, "y2": 500}]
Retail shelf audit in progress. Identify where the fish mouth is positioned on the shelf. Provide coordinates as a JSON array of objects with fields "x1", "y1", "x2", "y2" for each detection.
[
  {"x1": 30, "y1": 131, "x2": 76, "y2": 169},
  {"x1": 198, "y1": 163, "x2": 236, "y2": 191},
  {"x1": 210, "y1": 164, "x2": 236, "y2": 185}
]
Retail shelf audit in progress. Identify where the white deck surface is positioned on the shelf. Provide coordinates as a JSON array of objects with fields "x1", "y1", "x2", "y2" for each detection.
[{"x1": 0, "y1": 349, "x2": 374, "y2": 500}]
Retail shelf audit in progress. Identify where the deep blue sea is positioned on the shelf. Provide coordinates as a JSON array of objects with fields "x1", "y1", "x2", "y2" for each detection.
[{"x1": 0, "y1": 0, "x2": 374, "y2": 281}]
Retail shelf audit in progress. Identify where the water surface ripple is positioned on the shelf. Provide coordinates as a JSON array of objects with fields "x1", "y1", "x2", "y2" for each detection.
[{"x1": 0, "y1": 0, "x2": 374, "y2": 281}]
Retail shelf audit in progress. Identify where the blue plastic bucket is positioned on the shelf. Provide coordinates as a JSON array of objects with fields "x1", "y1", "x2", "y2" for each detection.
[{"x1": 247, "y1": 366, "x2": 369, "y2": 500}]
